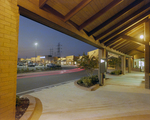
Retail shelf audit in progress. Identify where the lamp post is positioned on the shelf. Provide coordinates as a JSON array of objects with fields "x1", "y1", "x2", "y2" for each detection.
[{"x1": 35, "y1": 43, "x2": 38, "y2": 64}]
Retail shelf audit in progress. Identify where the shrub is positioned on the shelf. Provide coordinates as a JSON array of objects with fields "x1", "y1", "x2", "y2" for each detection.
[
  {"x1": 20, "y1": 68, "x2": 24, "y2": 73},
  {"x1": 110, "y1": 70, "x2": 122, "y2": 75},
  {"x1": 36, "y1": 68, "x2": 39, "y2": 70},
  {"x1": 31, "y1": 69, "x2": 35, "y2": 72},
  {"x1": 40, "y1": 68, "x2": 43, "y2": 71},
  {"x1": 17, "y1": 68, "x2": 20, "y2": 73},
  {"x1": 26, "y1": 68, "x2": 30, "y2": 72},
  {"x1": 16, "y1": 95, "x2": 21, "y2": 106},
  {"x1": 77, "y1": 75, "x2": 99, "y2": 87}
]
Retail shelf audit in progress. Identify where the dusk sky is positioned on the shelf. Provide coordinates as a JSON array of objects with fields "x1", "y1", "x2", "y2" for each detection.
[{"x1": 18, "y1": 15, "x2": 97, "y2": 58}]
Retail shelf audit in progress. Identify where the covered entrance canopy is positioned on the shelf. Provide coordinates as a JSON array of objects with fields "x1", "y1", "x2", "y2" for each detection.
[
  {"x1": 1, "y1": 0, "x2": 150, "y2": 119},
  {"x1": 18, "y1": 0, "x2": 149, "y2": 56}
]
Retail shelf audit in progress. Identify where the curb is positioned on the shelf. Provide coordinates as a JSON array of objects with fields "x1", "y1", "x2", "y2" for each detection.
[
  {"x1": 74, "y1": 80, "x2": 100, "y2": 91},
  {"x1": 20, "y1": 95, "x2": 43, "y2": 120}
]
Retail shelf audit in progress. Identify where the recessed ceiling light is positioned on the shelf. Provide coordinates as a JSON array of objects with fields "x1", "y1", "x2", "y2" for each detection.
[{"x1": 140, "y1": 35, "x2": 144, "y2": 39}]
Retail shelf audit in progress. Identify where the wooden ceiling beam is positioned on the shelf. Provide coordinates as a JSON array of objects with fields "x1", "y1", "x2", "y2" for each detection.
[
  {"x1": 121, "y1": 43, "x2": 137, "y2": 52},
  {"x1": 109, "y1": 39, "x2": 121, "y2": 47},
  {"x1": 124, "y1": 44, "x2": 141, "y2": 53},
  {"x1": 103, "y1": 14, "x2": 149, "y2": 46},
  {"x1": 115, "y1": 41, "x2": 130, "y2": 50},
  {"x1": 64, "y1": 0, "x2": 92, "y2": 22},
  {"x1": 110, "y1": 38, "x2": 123, "y2": 48},
  {"x1": 96, "y1": 2, "x2": 149, "y2": 40},
  {"x1": 42, "y1": 4, "x2": 65, "y2": 20},
  {"x1": 102, "y1": 11, "x2": 150, "y2": 44},
  {"x1": 117, "y1": 42, "x2": 133, "y2": 51},
  {"x1": 39, "y1": 0, "x2": 48, "y2": 8},
  {"x1": 78, "y1": 0, "x2": 123, "y2": 30},
  {"x1": 120, "y1": 35, "x2": 146, "y2": 45},
  {"x1": 88, "y1": 0, "x2": 143, "y2": 36},
  {"x1": 126, "y1": 49, "x2": 144, "y2": 54}
]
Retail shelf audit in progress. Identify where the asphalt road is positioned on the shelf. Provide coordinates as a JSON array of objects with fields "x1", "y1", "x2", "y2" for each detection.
[
  {"x1": 17, "y1": 69, "x2": 98, "y2": 95},
  {"x1": 17, "y1": 65, "x2": 77, "y2": 70}
]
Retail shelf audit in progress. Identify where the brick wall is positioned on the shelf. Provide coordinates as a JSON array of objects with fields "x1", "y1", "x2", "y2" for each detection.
[{"x1": 0, "y1": 0, "x2": 19, "y2": 119}]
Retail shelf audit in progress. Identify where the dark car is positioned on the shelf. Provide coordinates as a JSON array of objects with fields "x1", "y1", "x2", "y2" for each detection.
[
  {"x1": 47, "y1": 63, "x2": 56, "y2": 68},
  {"x1": 18, "y1": 63, "x2": 24, "y2": 66},
  {"x1": 28, "y1": 63, "x2": 35, "y2": 67}
]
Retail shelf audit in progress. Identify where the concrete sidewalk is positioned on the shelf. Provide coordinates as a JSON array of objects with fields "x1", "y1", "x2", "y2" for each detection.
[{"x1": 29, "y1": 71, "x2": 150, "y2": 120}]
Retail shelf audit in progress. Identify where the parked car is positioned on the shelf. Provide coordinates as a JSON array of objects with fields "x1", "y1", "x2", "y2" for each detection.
[
  {"x1": 28, "y1": 63, "x2": 35, "y2": 67},
  {"x1": 39, "y1": 63, "x2": 43, "y2": 66},
  {"x1": 55, "y1": 64, "x2": 61, "y2": 68},
  {"x1": 18, "y1": 63, "x2": 24, "y2": 66},
  {"x1": 47, "y1": 63, "x2": 56, "y2": 68}
]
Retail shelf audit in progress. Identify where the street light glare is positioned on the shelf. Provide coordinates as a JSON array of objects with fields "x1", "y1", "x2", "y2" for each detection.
[
  {"x1": 140, "y1": 35, "x2": 144, "y2": 39},
  {"x1": 35, "y1": 43, "x2": 38, "y2": 45}
]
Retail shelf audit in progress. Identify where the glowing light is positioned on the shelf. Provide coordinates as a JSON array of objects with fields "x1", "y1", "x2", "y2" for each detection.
[
  {"x1": 101, "y1": 59, "x2": 104, "y2": 63},
  {"x1": 140, "y1": 35, "x2": 144, "y2": 39},
  {"x1": 35, "y1": 43, "x2": 38, "y2": 45},
  {"x1": 40, "y1": 56, "x2": 45, "y2": 58}
]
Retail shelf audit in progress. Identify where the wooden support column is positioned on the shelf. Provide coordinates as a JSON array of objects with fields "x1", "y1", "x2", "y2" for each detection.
[
  {"x1": 144, "y1": 19, "x2": 150, "y2": 89},
  {"x1": 121, "y1": 56, "x2": 126, "y2": 75},
  {"x1": 98, "y1": 49, "x2": 102, "y2": 85},
  {"x1": 128, "y1": 58, "x2": 131, "y2": 73},
  {"x1": 98, "y1": 49, "x2": 107, "y2": 85},
  {"x1": 131, "y1": 57, "x2": 134, "y2": 69}
]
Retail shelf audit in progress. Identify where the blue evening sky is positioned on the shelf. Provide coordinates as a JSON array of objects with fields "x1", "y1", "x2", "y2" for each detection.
[{"x1": 18, "y1": 15, "x2": 97, "y2": 58}]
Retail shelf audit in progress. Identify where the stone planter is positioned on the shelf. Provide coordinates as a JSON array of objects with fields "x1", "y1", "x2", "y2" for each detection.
[{"x1": 74, "y1": 80, "x2": 100, "y2": 91}]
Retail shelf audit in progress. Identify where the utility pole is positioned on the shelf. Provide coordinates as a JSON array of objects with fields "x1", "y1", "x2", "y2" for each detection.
[
  {"x1": 57, "y1": 43, "x2": 62, "y2": 58},
  {"x1": 49, "y1": 48, "x2": 53, "y2": 63},
  {"x1": 50, "y1": 48, "x2": 53, "y2": 56}
]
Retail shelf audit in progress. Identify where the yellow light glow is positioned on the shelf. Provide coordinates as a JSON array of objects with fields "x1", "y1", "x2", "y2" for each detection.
[{"x1": 140, "y1": 35, "x2": 144, "y2": 39}]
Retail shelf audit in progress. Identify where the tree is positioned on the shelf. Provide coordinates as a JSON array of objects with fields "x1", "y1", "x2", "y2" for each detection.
[
  {"x1": 77, "y1": 53, "x2": 98, "y2": 76},
  {"x1": 108, "y1": 57, "x2": 121, "y2": 69}
]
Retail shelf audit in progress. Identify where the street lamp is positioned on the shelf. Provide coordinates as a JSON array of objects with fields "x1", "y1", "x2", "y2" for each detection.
[{"x1": 35, "y1": 43, "x2": 38, "y2": 64}]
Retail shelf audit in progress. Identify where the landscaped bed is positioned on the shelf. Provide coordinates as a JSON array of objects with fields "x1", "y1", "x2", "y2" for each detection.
[
  {"x1": 77, "y1": 75, "x2": 99, "y2": 87},
  {"x1": 110, "y1": 70, "x2": 122, "y2": 75},
  {"x1": 15, "y1": 96, "x2": 29, "y2": 120}
]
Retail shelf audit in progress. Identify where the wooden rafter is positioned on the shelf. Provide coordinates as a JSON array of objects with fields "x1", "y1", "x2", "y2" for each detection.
[
  {"x1": 42, "y1": 4, "x2": 64, "y2": 20},
  {"x1": 78, "y1": 0, "x2": 123, "y2": 30},
  {"x1": 117, "y1": 42, "x2": 133, "y2": 51},
  {"x1": 119, "y1": 42, "x2": 140, "y2": 53},
  {"x1": 109, "y1": 39, "x2": 121, "y2": 47},
  {"x1": 114, "y1": 41, "x2": 129, "y2": 50},
  {"x1": 88, "y1": 0, "x2": 143, "y2": 36},
  {"x1": 39, "y1": 0, "x2": 48, "y2": 8},
  {"x1": 64, "y1": 0, "x2": 92, "y2": 22},
  {"x1": 68, "y1": 20, "x2": 79, "y2": 29},
  {"x1": 124, "y1": 44, "x2": 141, "y2": 53},
  {"x1": 121, "y1": 43, "x2": 137, "y2": 52},
  {"x1": 126, "y1": 49, "x2": 144, "y2": 54},
  {"x1": 110, "y1": 38, "x2": 123, "y2": 48},
  {"x1": 103, "y1": 12, "x2": 149, "y2": 46},
  {"x1": 95, "y1": 2, "x2": 149, "y2": 40},
  {"x1": 121, "y1": 35, "x2": 146, "y2": 45}
]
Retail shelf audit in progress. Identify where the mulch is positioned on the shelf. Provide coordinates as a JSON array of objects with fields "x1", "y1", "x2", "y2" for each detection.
[{"x1": 15, "y1": 97, "x2": 29, "y2": 120}]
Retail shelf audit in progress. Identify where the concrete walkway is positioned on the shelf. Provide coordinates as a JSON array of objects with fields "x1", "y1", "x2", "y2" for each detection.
[{"x1": 29, "y1": 71, "x2": 150, "y2": 120}]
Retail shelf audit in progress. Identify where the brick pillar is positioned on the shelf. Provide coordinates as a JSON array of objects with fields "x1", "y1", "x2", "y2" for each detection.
[
  {"x1": 144, "y1": 19, "x2": 150, "y2": 89},
  {"x1": 0, "y1": 0, "x2": 19, "y2": 119},
  {"x1": 128, "y1": 57, "x2": 131, "y2": 73},
  {"x1": 121, "y1": 56, "x2": 126, "y2": 75}
]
